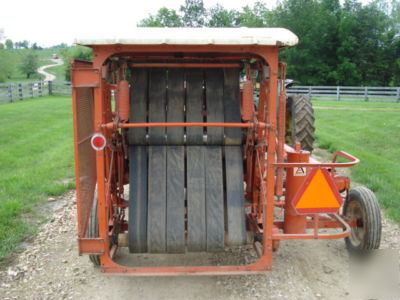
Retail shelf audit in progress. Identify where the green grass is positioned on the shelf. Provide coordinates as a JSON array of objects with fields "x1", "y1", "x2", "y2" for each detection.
[
  {"x1": 0, "y1": 95, "x2": 398, "y2": 263},
  {"x1": 0, "y1": 95, "x2": 74, "y2": 262},
  {"x1": 313, "y1": 100, "x2": 400, "y2": 222}
]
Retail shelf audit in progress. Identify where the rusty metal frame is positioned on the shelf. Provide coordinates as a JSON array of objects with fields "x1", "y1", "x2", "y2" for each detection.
[{"x1": 71, "y1": 43, "x2": 357, "y2": 276}]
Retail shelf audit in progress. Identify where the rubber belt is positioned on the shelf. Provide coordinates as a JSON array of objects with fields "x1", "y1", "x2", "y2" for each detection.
[
  {"x1": 128, "y1": 68, "x2": 148, "y2": 145},
  {"x1": 166, "y1": 69, "x2": 185, "y2": 253},
  {"x1": 128, "y1": 146, "x2": 148, "y2": 253},
  {"x1": 147, "y1": 69, "x2": 167, "y2": 253},
  {"x1": 205, "y1": 69, "x2": 224, "y2": 144},
  {"x1": 205, "y1": 146, "x2": 225, "y2": 251},
  {"x1": 223, "y1": 68, "x2": 246, "y2": 245}
]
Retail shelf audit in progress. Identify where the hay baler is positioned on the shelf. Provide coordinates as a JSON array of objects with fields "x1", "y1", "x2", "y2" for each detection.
[{"x1": 71, "y1": 28, "x2": 381, "y2": 275}]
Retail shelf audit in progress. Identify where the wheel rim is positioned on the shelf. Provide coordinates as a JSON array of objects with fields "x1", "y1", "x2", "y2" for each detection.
[{"x1": 346, "y1": 200, "x2": 365, "y2": 247}]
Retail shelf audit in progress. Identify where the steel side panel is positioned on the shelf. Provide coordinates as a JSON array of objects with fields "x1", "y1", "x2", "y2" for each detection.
[
  {"x1": 79, "y1": 238, "x2": 105, "y2": 255},
  {"x1": 71, "y1": 68, "x2": 101, "y2": 88},
  {"x1": 72, "y1": 87, "x2": 96, "y2": 238}
]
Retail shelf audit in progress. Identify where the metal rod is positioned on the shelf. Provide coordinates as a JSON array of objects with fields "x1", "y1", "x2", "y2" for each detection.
[
  {"x1": 103, "y1": 121, "x2": 269, "y2": 129},
  {"x1": 272, "y1": 214, "x2": 351, "y2": 240},
  {"x1": 131, "y1": 63, "x2": 242, "y2": 68}
]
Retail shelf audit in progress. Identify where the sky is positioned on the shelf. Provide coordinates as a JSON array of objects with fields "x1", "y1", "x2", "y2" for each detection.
[
  {"x1": 0, "y1": 0, "x2": 371, "y2": 47},
  {"x1": 0, "y1": 0, "x2": 266, "y2": 47}
]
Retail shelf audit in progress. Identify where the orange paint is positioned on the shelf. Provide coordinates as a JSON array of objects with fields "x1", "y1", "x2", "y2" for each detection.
[{"x1": 293, "y1": 168, "x2": 342, "y2": 214}]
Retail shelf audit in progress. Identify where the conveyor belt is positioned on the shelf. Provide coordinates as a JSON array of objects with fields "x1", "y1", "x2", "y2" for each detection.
[
  {"x1": 147, "y1": 146, "x2": 167, "y2": 253},
  {"x1": 128, "y1": 146, "x2": 147, "y2": 253},
  {"x1": 166, "y1": 69, "x2": 185, "y2": 253},
  {"x1": 147, "y1": 69, "x2": 167, "y2": 253},
  {"x1": 205, "y1": 69, "x2": 224, "y2": 144},
  {"x1": 205, "y1": 146, "x2": 225, "y2": 251},
  {"x1": 127, "y1": 68, "x2": 148, "y2": 145},
  {"x1": 128, "y1": 67, "x2": 246, "y2": 253},
  {"x1": 128, "y1": 68, "x2": 148, "y2": 253},
  {"x1": 223, "y1": 68, "x2": 246, "y2": 245},
  {"x1": 187, "y1": 146, "x2": 206, "y2": 251}
]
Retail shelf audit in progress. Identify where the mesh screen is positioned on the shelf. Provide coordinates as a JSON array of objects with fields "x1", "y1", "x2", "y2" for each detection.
[{"x1": 74, "y1": 87, "x2": 97, "y2": 238}]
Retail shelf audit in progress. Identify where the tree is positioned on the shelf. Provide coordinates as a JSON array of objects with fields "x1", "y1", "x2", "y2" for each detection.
[
  {"x1": 136, "y1": 0, "x2": 398, "y2": 86},
  {"x1": 208, "y1": 4, "x2": 238, "y2": 27},
  {"x1": 180, "y1": 0, "x2": 207, "y2": 27},
  {"x1": 237, "y1": 1, "x2": 272, "y2": 27},
  {"x1": 273, "y1": 0, "x2": 339, "y2": 85},
  {"x1": 63, "y1": 46, "x2": 93, "y2": 80},
  {"x1": 19, "y1": 51, "x2": 39, "y2": 79},
  {"x1": 5, "y1": 39, "x2": 13, "y2": 50},
  {"x1": 335, "y1": 0, "x2": 392, "y2": 85},
  {"x1": 31, "y1": 43, "x2": 42, "y2": 50},
  {"x1": 139, "y1": 8, "x2": 182, "y2": 27},
  {"x1": 0, "y1": 50, "x2": 15, "y2": 82}
]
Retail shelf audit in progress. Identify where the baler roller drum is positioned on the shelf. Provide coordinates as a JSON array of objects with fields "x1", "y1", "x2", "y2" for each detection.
[{"x1": 128, "y1": 67, "x2": 246, "y2": 253}]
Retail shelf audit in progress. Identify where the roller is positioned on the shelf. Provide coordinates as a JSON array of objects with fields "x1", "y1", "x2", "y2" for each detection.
[
  {"x1": 242, "y1": 79, "x2": 254, "y2": 121},
  {"x1": 117, "y1": 79, "x2": 130, "y2": 122}
]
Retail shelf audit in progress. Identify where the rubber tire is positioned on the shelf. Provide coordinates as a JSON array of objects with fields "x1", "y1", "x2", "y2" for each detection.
[
  {"x1": 88, "y1": 193, "x2": 100, "y2": 266},
  {"x1": 285, "y1": 94, "x2": 315, "y2": 152},
  {"x1": 343, "y1": 186, "x2": 381, "y2": 253}
]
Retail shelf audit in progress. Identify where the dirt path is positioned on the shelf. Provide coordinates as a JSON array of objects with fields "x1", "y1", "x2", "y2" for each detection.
[
  {"x1": 1, "y1": 152, "x2": 399, "y2": 300},
  {"x1": 37, "y1": 59, "x2": 63, "y2": 81}
]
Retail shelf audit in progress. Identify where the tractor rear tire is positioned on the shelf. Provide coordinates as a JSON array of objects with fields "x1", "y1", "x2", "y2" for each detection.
[
  {"x1": 285, "y1": 94, "x2": 315, "y2": 152},
  {"x1": 343, "y1": 186, "x2": 381, "y2": 254},
  {"x1": 88, "y1": 192, "x2": 100, "y2": 266}
]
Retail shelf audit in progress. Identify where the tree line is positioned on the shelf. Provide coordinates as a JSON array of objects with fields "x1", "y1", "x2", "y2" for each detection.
[
  {"x1": 139, "y1": 0, "x2": 400, "y2": 86},
  {"x1": 0, "y1": 31, "x2": 44, "y2": 82}
]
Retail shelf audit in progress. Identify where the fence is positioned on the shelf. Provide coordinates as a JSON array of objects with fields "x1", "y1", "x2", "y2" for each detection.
[
  {"x1": 0, "y1": 81, "x2": 71, "y2": 103},
  {"x1": 287, "y1": 86, "x2": 400, "y2": 102},
  {"x1": 1, "y1": 81, "x2": 399, "y2": 103}
]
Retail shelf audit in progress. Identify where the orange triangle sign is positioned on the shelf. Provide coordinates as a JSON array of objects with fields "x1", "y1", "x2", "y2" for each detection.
[{"x1": 293, "y1": 168, "x2": 342, "y2": 214}]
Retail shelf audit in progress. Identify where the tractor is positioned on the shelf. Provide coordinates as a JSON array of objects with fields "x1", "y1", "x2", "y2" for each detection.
[{"x1": 71, "y1": 27, "x2": 381, "y2": 275}]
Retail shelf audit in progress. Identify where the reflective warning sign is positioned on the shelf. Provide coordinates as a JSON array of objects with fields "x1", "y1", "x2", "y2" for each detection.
[
  {"x1": 293, "y1": 168, "x2": 342, "y2": 214},
  {"x1": 294, "y1": 167, "x2": 306, "y2": 176}
]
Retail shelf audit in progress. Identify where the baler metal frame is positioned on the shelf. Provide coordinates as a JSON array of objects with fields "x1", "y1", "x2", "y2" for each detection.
[{"x1": 72, "y1": 43, "x2": 358, "y2": 276}]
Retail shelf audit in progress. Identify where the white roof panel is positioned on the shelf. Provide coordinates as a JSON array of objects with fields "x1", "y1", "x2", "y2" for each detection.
[{"x1": 75, "y1": 27, "x2": 298, "y2": 47}]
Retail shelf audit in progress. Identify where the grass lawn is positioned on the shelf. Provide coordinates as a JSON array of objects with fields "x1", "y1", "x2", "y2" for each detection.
[
  {"x1": 46, "y1": 62, "x2": 66, "y2": 81},
  {"x1": 0, "y1": 95, "x2": 398, "y2": 263},
  {"x1": 313, "y1": 100, "x2": 400, "y2": 222},
  {"x1": 0, "y1": 95, "x2": 74, "y2": 262}
]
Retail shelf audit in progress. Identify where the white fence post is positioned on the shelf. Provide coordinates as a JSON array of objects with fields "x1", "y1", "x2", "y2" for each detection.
[
  {"x1": 364, "y1": 87, "x2": 369, "y2": 102},
  {"x1": 7, "y1": 84, "x2": 13, "y2": 102},
  {"x1": 336, "y1": 86, "x2": 340, "y2": 101},
  {"x1": 397, "y1": 87, "x2": 400, "y2": 103},
  {"x1": 30, "y1": 83, "x2": 34, "y2": 98}
]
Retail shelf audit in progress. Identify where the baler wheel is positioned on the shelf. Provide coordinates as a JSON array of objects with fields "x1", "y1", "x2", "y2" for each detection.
[
  {"x1": 285, "y1": 94, "x2": 315, "y2": 151},
  {"x1": 88, "y1": 193, "x2": 100, "y2": 266},
  {"x1": 343, "y1": 186, "x2": 381, "y2": 253}
]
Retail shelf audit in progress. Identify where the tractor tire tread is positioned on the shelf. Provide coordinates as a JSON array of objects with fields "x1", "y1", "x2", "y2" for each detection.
[
  {"x1": 344, "y1": 186, "x2": 381, "y2": 253},
  {"x1": 287, "y1": 94, "x2": 315, "y2": 152}
]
